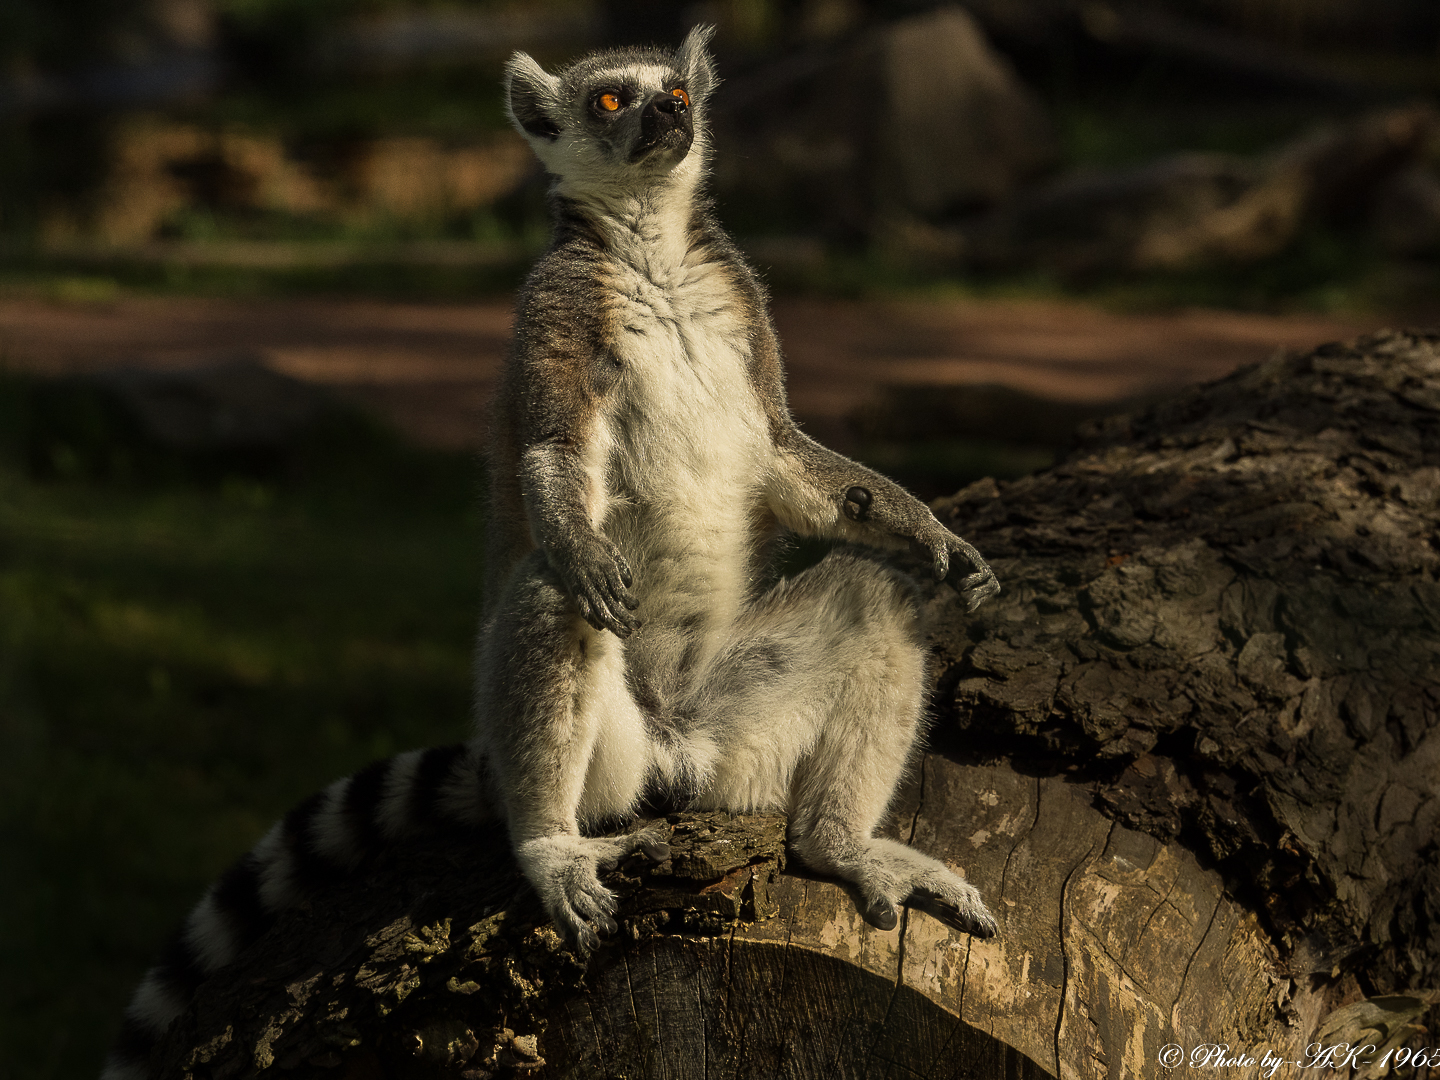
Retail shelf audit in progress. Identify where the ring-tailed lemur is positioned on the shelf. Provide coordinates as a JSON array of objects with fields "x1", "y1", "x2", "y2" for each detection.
[{"x1": 101, "y1": 27, "x2": 999, "y2": 1079}]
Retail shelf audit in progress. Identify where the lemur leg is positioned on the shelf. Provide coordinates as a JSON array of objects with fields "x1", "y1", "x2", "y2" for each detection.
[
  {"x1": 690, "y1": 548, "x2": 996, "y2": 938},
  {"x1": 474, "y1": 552, "x2": 669, "y2": 952}
]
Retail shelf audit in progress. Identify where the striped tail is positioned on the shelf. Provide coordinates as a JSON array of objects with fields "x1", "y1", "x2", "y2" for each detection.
[{"x1": 100, "y1": 743, "x2": 495, "y2": 1080}]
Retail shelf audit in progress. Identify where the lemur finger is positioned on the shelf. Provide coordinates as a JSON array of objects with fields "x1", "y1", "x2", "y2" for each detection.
[
  {"x1": 605, "y1": 821, "x2": 672, "y2": 867},
  {"x1": 958, "y1": 570, "x2": 996, "y2": 593},
  {"x1": 583, "y1": 594, "x2": 630, "y2": 637},
  {"x1": 929, "y1": 901, "x2": 997, "y2": 939},
  {"x1": 965, "y1": 594, "x2": 989, "y2": 614},
  {"x1": 606, "y1": 598, "x2": 643, "y2": 636},
  {"x1": 583, "y1": 580, "x2": 640, "y2": 637},
  {"x1": 953, "y1": 537, "x2": 987, "y2": 570},
  {"x1": 571, "y1": 885, "x2": 619, "y2": 944},
  {"x1": 596, "y1": 605, "x2": 634, "y2": 638},
  {"x1": 603, "y1": 565, "x2": 640, "y2": 612},
  {"x1": 961, "y1": 574, "x2": 1000, "y2": 613},
  {"x1": 586, "y1": 600, "x2": 619, "y2": 635},
  {"x1": 575, "y1": 593, "x2": 598, "y2": 628},
  {"x1": 915, "y1": 533, "x2": 949, "y2": 580}
]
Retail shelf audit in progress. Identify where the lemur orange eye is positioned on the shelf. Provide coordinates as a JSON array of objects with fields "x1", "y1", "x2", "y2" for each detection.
[
  {"x1": 671, "y1": 87, "x2": 690, "y2": 108},
  {"x1": 599, "y1": 92, "x2": 621, "y2": 111}
]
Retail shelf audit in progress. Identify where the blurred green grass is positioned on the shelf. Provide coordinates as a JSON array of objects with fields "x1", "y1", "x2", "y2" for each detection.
[
  {"x1": 4, "y1": 219, "x2": 1424, "y2": 315},
  {"x1": 0, "y1": 378, "x2": 483, "y2": 1079}
]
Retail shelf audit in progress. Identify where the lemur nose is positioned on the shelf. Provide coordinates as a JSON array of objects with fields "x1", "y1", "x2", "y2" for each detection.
[{"x1": 651, "y1": 92, "x2": 687, "y2": 115}]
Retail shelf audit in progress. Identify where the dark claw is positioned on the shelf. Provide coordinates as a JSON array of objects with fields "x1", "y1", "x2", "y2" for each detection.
[
  {"x1": 597, "y1": 913, "x2": 618, "y2": 936},
  {"x1": 843, "y1": 486, "x2": 873, "y2": 522}
]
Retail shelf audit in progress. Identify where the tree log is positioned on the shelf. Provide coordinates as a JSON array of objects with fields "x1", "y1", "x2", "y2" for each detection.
[{"x1": 151, "y1": 331, "x2": 1440, "y2": 1079}]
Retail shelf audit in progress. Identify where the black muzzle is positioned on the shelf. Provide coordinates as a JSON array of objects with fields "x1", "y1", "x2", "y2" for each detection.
[{"x1": 632, "y1": 91, "x2": 694, "y2": 161}]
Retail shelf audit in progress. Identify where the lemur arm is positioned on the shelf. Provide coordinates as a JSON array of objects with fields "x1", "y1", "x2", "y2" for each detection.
[
  {"x1": 507, "y1": 267, "x2": 639, "y2": 638},
  {"x1": 740, "y1": 306, "x2": 999, "y2": 612},
  {"x1": 766, "y1": 429, "x2": 1000, "y2": 611},
  {"x1": 520, "y1": 436, "x2": 641, "y2": 637}
]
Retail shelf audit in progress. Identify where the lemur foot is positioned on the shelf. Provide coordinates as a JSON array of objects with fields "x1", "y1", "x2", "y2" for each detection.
[
  {"x1": 841, "y1": 838, "x2": 998, "y2": 940},
  {"x1": 517, "y1": 822, "x2": 671, "y2": 953},
  {"x1": 909, "y1": 888, "x2": 999, "y2": 939}
]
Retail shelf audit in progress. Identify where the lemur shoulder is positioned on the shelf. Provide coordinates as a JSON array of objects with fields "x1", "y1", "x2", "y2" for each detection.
[{"x1": 102, "y1": 27, "x2": 1000, "y2": 1080}]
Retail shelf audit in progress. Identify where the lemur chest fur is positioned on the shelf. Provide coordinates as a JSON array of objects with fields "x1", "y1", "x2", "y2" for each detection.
[{"x1": 596, "y1": 257, "x2": 768, "y2": 535}]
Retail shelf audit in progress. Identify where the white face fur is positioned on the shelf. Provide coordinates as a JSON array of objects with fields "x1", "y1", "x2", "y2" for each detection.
[{"x1": 503, "y1": 26, "x2": 719, "y2": 201}]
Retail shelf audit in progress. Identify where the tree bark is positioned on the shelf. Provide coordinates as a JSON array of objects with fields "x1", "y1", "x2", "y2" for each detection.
[{"x1": 153, "y1": 330, "x2": 1440, "y2": 1079}]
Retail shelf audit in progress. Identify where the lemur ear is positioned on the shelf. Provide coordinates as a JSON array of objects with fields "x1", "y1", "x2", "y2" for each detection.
[
  {"x1": 674, "y1": 24, "x2": 718, "y2": 106},
  {"x1": 504, "y1": 52, "x2": 563, "y2": 141}
]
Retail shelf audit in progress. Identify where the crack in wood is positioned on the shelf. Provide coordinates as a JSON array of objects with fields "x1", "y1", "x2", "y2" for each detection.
[
  {"x1": 1128, "y1": 873, "x2": 1180, "y2": 969},
  {"x1": 1054, "y1": 822, "x2": 1111, "y2": 1076},
  {"x1": 905, "y1": 754, "x2": 929, "y2": 847},
  {"x1": 648, "y1": 946, "x2": 665, "y2": 1072},
  {"x1": 997, "y1": 776, "x2": 1042, "y2": 927},
  {"x1": 1074, "y1": 914, "x2": 1151, "y2": 998},
  {"x1": 1168, "y1": 884, "x2": 1226, "y2": 1024},
  {"x1": 621, "y1": 951, "x2": 642, "y2": 1055}
]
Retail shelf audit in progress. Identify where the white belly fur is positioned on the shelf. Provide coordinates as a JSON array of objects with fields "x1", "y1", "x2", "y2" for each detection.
[
  {"x1": 570, "y1": 253, "x2": 772, "y2": 809},
  {"x1": 599, "y1": 261, "x2": 769, "y2": 637}
]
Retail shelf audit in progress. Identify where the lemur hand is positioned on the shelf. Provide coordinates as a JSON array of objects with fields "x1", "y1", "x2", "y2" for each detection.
[
  {"x1": 911, "y1": 519, "x2": 1000, "y2": 613},
  {"x1": 553, "y1": 536, "x2": 641, "y2": 637}
]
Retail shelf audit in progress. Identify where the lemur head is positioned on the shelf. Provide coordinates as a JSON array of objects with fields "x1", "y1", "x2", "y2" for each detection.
[{"x1": 504, "y1": 26, "x2": 718, "y2": 196}]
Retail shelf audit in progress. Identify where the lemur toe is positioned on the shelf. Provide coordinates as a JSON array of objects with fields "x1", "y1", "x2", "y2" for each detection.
[
  {"x1": 911, "y1": 893, "x2": 999, "y2": 939},
  {"x1": 571, "y1": 922, "x2": 601, "y2": 955},
  {"x1": 862, "y1": 896, "x2": 899, "y2": 931},
  {"x1": 625, "y1": 820, "x2": 672, "y2": 864}
]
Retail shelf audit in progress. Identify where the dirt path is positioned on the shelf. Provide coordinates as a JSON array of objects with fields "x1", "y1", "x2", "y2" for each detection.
[{"x1": 0, "y1": 294, "x2": 1384, "y2": 448}]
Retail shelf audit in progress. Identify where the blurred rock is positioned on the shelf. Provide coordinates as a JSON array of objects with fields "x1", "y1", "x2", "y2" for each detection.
[
  {"x1": 964, "y1": 151, "x2": 1300, "y2": 272},
  {"x1": 715, "y1": 5, "x2": 1057, "y2": 239},
  {"x1": 1372, "y1": 165, "x2": 1440, "y2": 257},
  {"x1": 46, "y1": 116, "x2": 534, "y2": 246},
  {"x1": 850, "y1": 382, "x2": 1124, "y2": 453},
  {"x1": 964, "y1": 102, "x2": 1439, "y2": 273},
  {"x1": 319, "y1": 7, "x2": 599, "y2": 70},
  {"x1": 93, "y1": 359, "x2": 330, "y2": 451},
  {"x1": 878, "y1": 7, "x2": 1057, "y2": 216},
  {"x1": 25, "y1": 358, "x2": 335, "y2": 481},
  {"x1": 1286, "y1": 104, "x2": 1440, "y2": 222}
]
